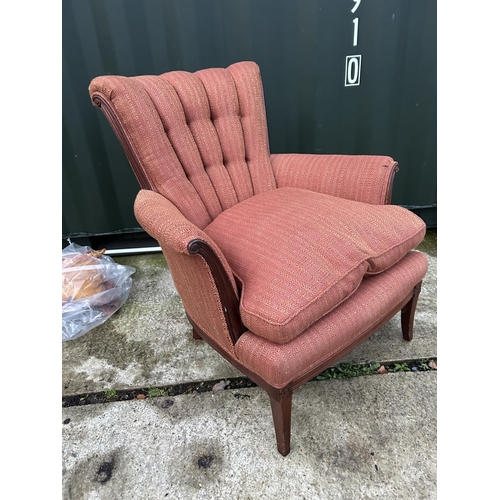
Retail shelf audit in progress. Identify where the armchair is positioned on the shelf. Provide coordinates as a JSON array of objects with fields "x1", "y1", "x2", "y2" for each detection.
[{"x1": 89, "y1": 61, "x2": 427, "y2": 456}]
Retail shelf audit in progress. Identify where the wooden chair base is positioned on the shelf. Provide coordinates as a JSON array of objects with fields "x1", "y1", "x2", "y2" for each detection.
[
  {"x1": 187, "y1": 280, "x2": 423, "y2": 456},
  {"x1": 269, "y1": 389, "x2": 293, "y2": 456},
  {"x1": 401, "y1": 282, "x2": 422, "y2": 341}
]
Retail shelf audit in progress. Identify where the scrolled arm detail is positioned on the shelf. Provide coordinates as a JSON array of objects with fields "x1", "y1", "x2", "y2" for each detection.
[
  {"x1": 188, "y1": 239, "x2": 245, "y2": 344},
  {"x1": 271, "y1": 153, "x2": 399, "y2": 205},
  {"x1": 134, "y1": 189, "x2": 242, "y2": 351}
]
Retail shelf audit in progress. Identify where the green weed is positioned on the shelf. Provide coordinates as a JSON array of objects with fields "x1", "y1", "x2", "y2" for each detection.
[
  {"x1": 147, "y1": 387, "x2": 167, "y2": 398},
  {"x1": 392, "y1": 363, "x2": 410, "y2": 372}
]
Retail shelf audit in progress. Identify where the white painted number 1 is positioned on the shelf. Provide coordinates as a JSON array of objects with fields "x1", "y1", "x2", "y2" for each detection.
[
  {"x1": 351, "y1": 0, "x2": 361, "y2": 14},
  {"x1": 352, "y1": 18, "x2": 359, "y2": 46}
]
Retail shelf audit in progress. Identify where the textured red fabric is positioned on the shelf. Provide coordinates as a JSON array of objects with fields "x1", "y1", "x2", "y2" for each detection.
[
  {"x1": 88, "y1": 61, "x2": 276, "y2": 229},
  {"x1": 134, "y1": 189, "x2": 238, "y2": 354},
  {"x1": 235, "y1": 251, "x2": 428, "y2": 388},
  {"x1": 205, "y1": 187, "x2": 426, "y2": 344},
  {"x1": 271, "y1": 154, "x2": 398, "y2": 205},
  {"x1": 193, "y1": 68, "x2": 254, "y2": 204},
  {"x1": 90, "y1": 61, "x2": 429, "y2": 365},
  {"x1": 226, "y1": 62, "x2": 276, "y2": 195},
  {"x1": 89, "y1": 75, "x2": 212, "y2": 229}
]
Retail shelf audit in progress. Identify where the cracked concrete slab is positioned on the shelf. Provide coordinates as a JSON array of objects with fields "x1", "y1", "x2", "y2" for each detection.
[
  {"x1": 62, "y1": 371, "x2": 436, "y2": 499},
  {"x1": 62, "y1": 231, "x2": 436, "y2": 395}
]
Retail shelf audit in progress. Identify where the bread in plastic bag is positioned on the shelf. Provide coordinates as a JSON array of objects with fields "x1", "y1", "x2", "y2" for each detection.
[{"x1": 62, "y1": 242, "x2": 136, "y2": 341}]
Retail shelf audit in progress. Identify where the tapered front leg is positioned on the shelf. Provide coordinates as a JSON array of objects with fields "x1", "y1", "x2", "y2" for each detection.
[
  {"x1": 192, "y1": 328, "x2": 203, "y2": 340},
  {"x1": 401, "y1": 281, "x2": 422, "y2": 341},
  {"x1": 269, "y1": 386, "x2": 293, "y2": 456}
]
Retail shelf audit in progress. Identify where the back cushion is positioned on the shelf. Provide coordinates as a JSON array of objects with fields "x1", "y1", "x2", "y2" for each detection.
[{"x1": 89, "y1": 61, "x2": 276, "y2": 229}]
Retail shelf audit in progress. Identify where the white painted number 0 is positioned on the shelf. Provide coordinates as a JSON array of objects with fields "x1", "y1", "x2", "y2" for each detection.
[{"x1": 347, "y1": 58, "x2": 359, "y2": 84}]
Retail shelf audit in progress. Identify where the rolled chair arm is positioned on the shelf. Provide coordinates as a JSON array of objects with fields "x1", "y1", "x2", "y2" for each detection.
[
  {"x1": 134, "y1": 189, "x2": 243, "y2": 352},
  {"x1": 270, "y1": 154, "x2": 399, "y2": 205}
]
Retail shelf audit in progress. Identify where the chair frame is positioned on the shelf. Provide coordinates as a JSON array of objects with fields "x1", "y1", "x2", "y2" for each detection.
[{"x1": 92, "y1": 92, "x2": 423, "y2": 457}]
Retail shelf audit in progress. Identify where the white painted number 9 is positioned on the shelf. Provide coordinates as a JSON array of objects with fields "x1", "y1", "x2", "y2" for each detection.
[{"x1": 351, "y1": 0, "x2": 361, "y2": 14}]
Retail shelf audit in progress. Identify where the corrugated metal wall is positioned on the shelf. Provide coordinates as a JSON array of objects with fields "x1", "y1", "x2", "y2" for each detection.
[{"x1": 63, "y1": 0, "x2": 436, "y2": 241}]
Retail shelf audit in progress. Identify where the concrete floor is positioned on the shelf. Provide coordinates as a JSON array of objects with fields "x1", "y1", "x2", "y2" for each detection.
[{"x1": 62, "y1": 230, "x2": 437, "y2": 499}]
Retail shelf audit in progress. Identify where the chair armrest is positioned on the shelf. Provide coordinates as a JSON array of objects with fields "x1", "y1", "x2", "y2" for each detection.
[
  {"x1": 134, "y1": 189, "x2": 222, "y2": 258},
  {"x1": 134, "y1": 189, "x2": 243, "y2": 352},
  {"x1": 270, "y1": 154, "x2": 399, "y2": 205}
]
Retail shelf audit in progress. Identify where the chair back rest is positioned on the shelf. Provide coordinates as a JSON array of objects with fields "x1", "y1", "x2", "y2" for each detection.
[{"x1": 89, "y1": 61, "x2": 276, "y2": 229}]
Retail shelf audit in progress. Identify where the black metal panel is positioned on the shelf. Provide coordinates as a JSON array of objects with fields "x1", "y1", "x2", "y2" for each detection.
[{"x1": 63, "y1": 0, "x2": 436, "y2": 241}]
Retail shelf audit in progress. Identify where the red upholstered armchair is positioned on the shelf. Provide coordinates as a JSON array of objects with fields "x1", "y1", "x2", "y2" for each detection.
[{"x1": 89, "y1": 61, "x2": 427, "y2": 456}]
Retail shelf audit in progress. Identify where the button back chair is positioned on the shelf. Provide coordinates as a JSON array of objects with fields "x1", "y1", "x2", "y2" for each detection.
[{"x1": 89, "y1": 61, "x2": 428, "y2": 456}]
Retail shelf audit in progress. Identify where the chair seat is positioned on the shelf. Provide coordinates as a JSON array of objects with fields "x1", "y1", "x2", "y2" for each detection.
[
  {"x1": 235, "y1": 250, "x2": 428, "y2": 388},
  {"x1": 205, "y1": 187, "x2": 426, "y2": 344}
]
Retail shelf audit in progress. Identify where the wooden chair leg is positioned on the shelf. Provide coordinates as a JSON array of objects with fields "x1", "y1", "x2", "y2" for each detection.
[
  {"x1": 192, "y1": 328, "x2": 202, "y2": 340},
  {"x1": 401, "y1": 281, "x2": 422, "y2": 341},
  {"x1": 269, "y1": 387, "x2": 293, "y2": 456}
]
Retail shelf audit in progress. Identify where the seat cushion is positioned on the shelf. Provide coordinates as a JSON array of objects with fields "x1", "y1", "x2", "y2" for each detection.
[
  {"x1": 204, "y1": 187, "x2": 426, "y2": 344},
  {"x1": 235, "y1": 251, "x2": 429, "y2": 388}
]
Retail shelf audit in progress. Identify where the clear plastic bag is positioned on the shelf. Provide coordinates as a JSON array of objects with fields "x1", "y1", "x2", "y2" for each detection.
[{"x1": 62, "y1": 242, "x2": 136, "y2": 341}]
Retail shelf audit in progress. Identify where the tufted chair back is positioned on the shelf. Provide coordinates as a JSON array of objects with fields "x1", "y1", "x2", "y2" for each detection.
[{"x1": 89, "y1": 61, "x2": 276, "y2": 229}]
